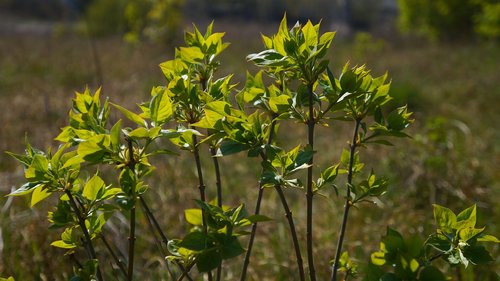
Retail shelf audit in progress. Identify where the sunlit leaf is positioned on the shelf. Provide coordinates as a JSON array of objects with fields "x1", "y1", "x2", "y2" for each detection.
[{"x1": 30, "y1": 185, "x2": 51, "y2": 207}]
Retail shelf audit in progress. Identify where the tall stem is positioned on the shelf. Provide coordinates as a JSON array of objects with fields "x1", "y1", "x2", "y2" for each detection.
[
  {"x1": 240, "y1": 116, "x2": 277, "y2": 281},
  {"x1": 275, "y1": 185, "x2": 306, "y2": 281},
  {"x1": 192, "y1": 133, "x2": 207, "y2": 204},
  {"x1": 66, "y1": 190, "x2": 104, "y2": 281},
  {"x1": 306, "y1": 83, "x2": 316, "y2": 281},
  {"x1": 191, "y1": 132, "x2": 213, "y2": 281},
  {"x1": 210, "y1": 145, "x2": 223, "y2": 208},
  {"x1": 209, "y1": 141, "x2": 223, "y2": 281},
  {"x1": 331, "y1": 119, "x2": 361, "y2": 281},
  {"x1": 126, "y1": 138, "x2": 137, "y2": 281}
]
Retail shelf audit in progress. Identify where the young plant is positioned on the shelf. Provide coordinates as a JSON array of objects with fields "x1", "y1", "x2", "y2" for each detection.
[
  {"x1": 366, "y1": 204, "x2": 499, "y2": 280},
  {"x1": 5, "y1": 16, "x2": 498, "y2": 281}
]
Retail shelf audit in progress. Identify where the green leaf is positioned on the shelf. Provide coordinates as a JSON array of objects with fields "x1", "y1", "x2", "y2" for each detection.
[
  {"x1": 218, "y1": 141, "x2": 249, "y2": 156},
  {"x1": 30, "y1": 185, "x2": 51, "y2": 207},
  {"x1": 196, "y1": 249, "x2": 222, "y2": 272},
  {"x1": 433, "y1": 204, "x2": 457, "y2": 231},
  {"x1": 77, "y1": 134, "x2": 110, "y2": 162},
  {"x1": 301, "y1": 20, "x2": 318, "y2": 48},
  {"x1": 61, "y1": 155, "x2": 84, "y2": 169},
  {"x1": 185, "y1": 208, "x2": 203, "y2": 226},
  {"x1": 455, "y1": 205, "x2": 476, "y2": 229},
  {"x1": 51, "y1": 240, "x2": 76, "y2": 249},
  {"x1": 339, "y1": 69, "x2": 358, "y2": 93},
  {"x1": 101, "y1": 187, "x2": 121, "y2": 200},
  {"x1": 319, "y1": 31, "x2": 336, "y2": 48},
  {"x1": 246, "y1": 214, "x2": 273, "y2": 223},
  {"x1": 25, "y1": 154, "x2": 49, "y2": 181},
  {"x1": 418, "y1": 266, "x2": 446, "y2": 281},
  {"x1": 8, "y1": 182, "x2": 43, "y2": 197},
  {"x1": 112, "y1": 103, "x2": 146, "y2": 127},
  {"x1": 178, "y1": 46, "x2": 204, "y2": 63},
  {"x1": 382, "y1": 233, "x2": 404, "y2": 253},
  {"x1": 363, "y1": 263, "x2": 384, "y2": 281},
  {"x1": 459, "y1": 227, "x2": 485, "y2": 242},
  {"x1": 6, "y1": 151, "x2": 32, "y2": 167},
  {"x1": 426, "y1": 234, "x2": 453, "y2": 253},
  {"x1": 127, "y1": 127, "x2": 151, "y2": 139},
  {"x1": 370, "y1": 251, "x2": 386, "y2": 266},
  {"x1": 268, "y1": 95, "x2": 291, "y2": 113},
  {"x1": 150, "y1": 87, "x2": 173, "y2": 126},
  {"x1": 83, "y1": 175, "x2": 105, "y2": 201},
  {"x1": 462, "y1": 245, "x2": 494, "y2": 264},
  {"x1": 179, "y1": 231, "x2": 208, "y2": 251},
  {"x1": 477, "y1": 234, "x2": 500, "y2": 243},
  {"x1": 119, "y1": 168, "x2": 136, "y2": 195},
  {"x1": 110, "y1": 120, "x2": 122, "y2": 150},
  {"x1": 220, "y1": 236, "x2": 245, "y2": 259}
]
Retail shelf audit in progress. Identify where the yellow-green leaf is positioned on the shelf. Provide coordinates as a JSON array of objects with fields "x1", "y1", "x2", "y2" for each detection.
[
  {"x1": 83, "y1": 175, "x2": 105, "y2": 201},
  {"x1": 31, "y1": 185, "x2": 51, "y2": 207},
  {"x1": 185, "y1": 208, "x2": 203, "y2": 226},
  {"x1": 50, "y1": 240, "x2": 77, "y2": 249},
  {"x1": 112, "y1": 103, "x2": 146, "y2": 127}
]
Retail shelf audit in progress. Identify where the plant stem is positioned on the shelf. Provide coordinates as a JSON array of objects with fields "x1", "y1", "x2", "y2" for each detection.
[
  {"x1": 101, "y1": 234, "x2": 128, "y2": 278},
  {"x1": 191, "y1": 132, "x2": 213, "y2": 281},
  {"x1": 240, "y1": 116, "x2": 277, "y2": 281},
  {"x1": 306, "y1": 82, "x2": 317, "y2": 281},
  {"x1": 66, "y1": 190, "x2": 104, "y2": 281},
  {"x1": 210, "y1": 144, "x2": 223, "y2": 281},
  {"x1": 139, "y1": 195, "x2": 193, "y2": 281},
  {"x1": 210, "y1": 145, "x2": 223, "y2": 208},
  {"x1": 331, "y1": 119, "x2": 361, "y2": 281},
  {"x1": 275, "y1": 185, "x2": 306, "y2": 281},
  {"x1": 126, "y1": 138, "x2": 137, "y2": 281},
  {"x1": 192, "y1": 133, "x2": 207, "y2": 204}
]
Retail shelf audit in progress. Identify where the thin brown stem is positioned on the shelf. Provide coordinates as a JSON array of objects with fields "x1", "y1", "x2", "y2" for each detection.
[
  {"x1": 66, "y1": 190, "x2": 104, "y2": 281},
  {"x1": 101, "y1": 234, "x2": 128, "y2": 278},
  {"x1": 240, "y1": 116, "x2": 278, "y2": 281},
  {"x1": 275, "y1": 185, "x2": 306, "y2": 281},
  {"x1": 331, "y1": 119, "x2": 361, "y2": 281},
  {"x1": 191, "y1": 132, "x2": 213, "y2": 281},
  {"x1": 210, "y1": 145, "x2": 223, "y2": 208},
  {"x1": 208, "y1": 133, "x2": 224, "y2": 281},
  {"x1": 126, "y1": 138, "x2": 137, "y2": 281},
  {"x1": 139, "y1": 193, "x2": 193, "y2": 280},
  {"x1": 306, "y1": 82, "x2": 316, "y2": 281}
]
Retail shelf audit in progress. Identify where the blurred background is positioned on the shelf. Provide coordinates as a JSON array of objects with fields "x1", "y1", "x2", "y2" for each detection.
[{"x1": 0, "y1": 0, "x2": 499, "y2": 280}]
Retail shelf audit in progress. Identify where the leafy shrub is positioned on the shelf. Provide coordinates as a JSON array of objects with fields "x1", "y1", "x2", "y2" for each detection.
[{"x1": 4, "y1": 16, "x2": 498, "y2": 281}]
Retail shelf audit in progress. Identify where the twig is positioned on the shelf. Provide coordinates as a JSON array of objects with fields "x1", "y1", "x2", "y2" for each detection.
[
  {"x1": 275, "y1": 185, "x2": 306, "y2": 281},
  {"x1": 240, "y1": 116, "x2": 278, "y2": 281},
  {"x1": 191, "y1": 132, "x2": 213, "y2": 281},
  {"x1": 139, "y1": 196, "x2": 194, "y2": 281},
  {"x1": 126, "y1": 138, "x2": 137, "y2": 281},
  {"x1": 331, "y1": 119, "x2": 361, "y2": 281},
  {"x1": 101, "y1": 234, "x2": 128, "y2": 278},
  {"x1": 66, "y1": 190, "x2": 104, "y2": 281},
  {"x1": 306, "y1": 82, "x2": 317, "y2": 281}
]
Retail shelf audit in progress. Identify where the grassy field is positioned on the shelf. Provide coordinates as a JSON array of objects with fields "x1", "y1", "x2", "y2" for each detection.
[{"x1": 0, "y1": 18, "x2": 498, "y2": 280}]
